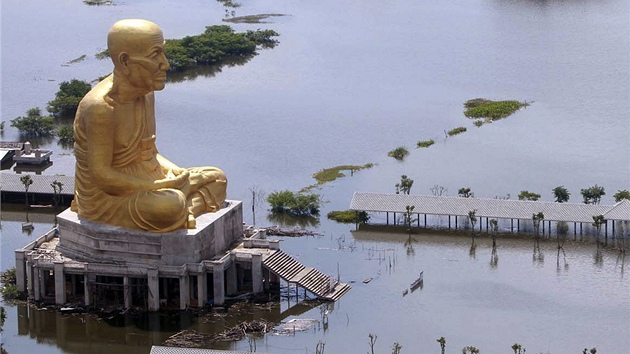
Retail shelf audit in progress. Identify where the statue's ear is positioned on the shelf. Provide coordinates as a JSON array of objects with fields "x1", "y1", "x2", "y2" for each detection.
[{"x1": 118, "y1": 52, "x2": 130, "y2": 74}]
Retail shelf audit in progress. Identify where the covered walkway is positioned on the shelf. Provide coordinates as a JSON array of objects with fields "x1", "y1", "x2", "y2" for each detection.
[{"x1": 350, "y1": 192, "x2": 630, "y2": 238}]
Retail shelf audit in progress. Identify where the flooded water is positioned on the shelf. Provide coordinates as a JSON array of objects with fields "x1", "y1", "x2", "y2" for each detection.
[{"x1": 1, "y1": 0, "x2": 629, "y2": 353}]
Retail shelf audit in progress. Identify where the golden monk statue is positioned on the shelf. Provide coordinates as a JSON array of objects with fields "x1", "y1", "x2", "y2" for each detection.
[{"x1": 71, "y1": 19, "x2": 227, "y2": 232}]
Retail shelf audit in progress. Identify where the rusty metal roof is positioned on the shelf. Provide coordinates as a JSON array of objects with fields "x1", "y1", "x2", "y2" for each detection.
[{"x1": 350, "y1": 192, "x2": 627, "y2": 223}]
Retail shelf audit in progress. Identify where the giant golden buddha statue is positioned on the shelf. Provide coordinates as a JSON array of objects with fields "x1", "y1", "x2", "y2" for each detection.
[{"x1": 71, "y1": 19, "x2": 227, "y2": 232}]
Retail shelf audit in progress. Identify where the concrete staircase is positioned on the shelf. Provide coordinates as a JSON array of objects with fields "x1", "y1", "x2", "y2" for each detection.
[{"x1": 262, "y1": 250, "x2": 351, "y2": 301}]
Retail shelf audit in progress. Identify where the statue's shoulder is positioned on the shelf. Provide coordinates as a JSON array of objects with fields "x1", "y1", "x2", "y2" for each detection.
[{"x1": 77, "y1": 75, "x2": 115, "y2": 119}]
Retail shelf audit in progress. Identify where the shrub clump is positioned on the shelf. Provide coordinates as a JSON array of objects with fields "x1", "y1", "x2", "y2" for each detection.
[
  {"x1": 1, "y1": 268, "x2": 19, "y2": 300},
  {"x1": 388, "y1": 146, "x2": 409, "y2": 160},
  {"x1": 416, "y1": 139, "x2": 435, "y2": 148},
  {"x1": 447, "y1": 127, "x2": 467, "y2": 136},
  {"x1": 464, "y1": 98, "x2": 529, "y2": 121},
  {"x1": 327, "y1": 210, "x2": 370, "y2": 223},
  {"x1": 267, "y1": 190, "x2": 320, "y2": 216}
]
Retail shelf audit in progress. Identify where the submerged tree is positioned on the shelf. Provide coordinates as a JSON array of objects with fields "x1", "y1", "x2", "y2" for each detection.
[
  {"x1": 458, "y1": 187, "x2": 474, "y2": 198},
  {"x1": 490, "y1": 219, "x2": 499, "y2": 268},
  {"x1": 518, "y1": 190, "x2": 541, "y2": 201},
  {"x1": 47, "y1": 79, "x2": 92, "y2": 118},
  {"x1": 430, "y1": 184, "x2": 448, "y2": 196},
  {"x1": 51, "y1": 180, "x2": 63, "y2": 206},
  {"x1": 592, "y1": 215, "x2": 605, "y2": 243},
  {"x1": 367, "y1": 333, "x2": 378, "y2": 354},
  {"x1": 462, "y1": 346, "x2": 480, "y2": 354},
  {"x1": 613, "y1": 189, "x2": 630, "y2": 202},
  {"x1": 21, "y1": 175, "x2": 34, "y2": 208},
  {"x1": 468, "y1": 209, "x2": 478, "y2": 237},
  {"x1": 511, "y1": 343, "x2": 525, "y2": 354},
  {"x1": 403, "y1": 205, "x2": 417, "y2": 255},
  {"x1": 11, "y1": 108, "x2": 55, "y2": 136},
  {"x1": 552, "y1": 185, "x2": 570, "y2": 203},
  {"x1": 391, "y1": 342, "x2": 402, "y2": 354},
  {"x1": 395, "y1": 175, "x2": 414, "y2": 195},
  {"x1": 581, "y1": 185, "x2": 605, "y2": 204},
  {"x1": 437, "y1": 337, "x2": 446, "y2": 354}
]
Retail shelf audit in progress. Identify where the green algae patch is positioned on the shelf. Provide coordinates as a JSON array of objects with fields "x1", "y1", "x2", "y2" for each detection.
[
  {"x1": 301, "y1": 163, "x2": 374, "y2": 192},
  {"x1": 464, "y1": 98, "x2": 529, "y2": 121}
]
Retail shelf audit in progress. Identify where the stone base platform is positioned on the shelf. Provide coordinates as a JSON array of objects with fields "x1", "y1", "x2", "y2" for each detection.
[{"x1": 56, "y1": 200, "x2": 243, "y2": 266}]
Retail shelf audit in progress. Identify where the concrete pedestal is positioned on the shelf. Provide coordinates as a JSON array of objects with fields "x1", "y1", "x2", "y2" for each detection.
[{"x1": 56, "y1": 201, "x2": 243, "y2": 266}]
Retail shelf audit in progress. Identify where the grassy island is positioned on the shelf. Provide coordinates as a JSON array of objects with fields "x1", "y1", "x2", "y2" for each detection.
[
  {"x1": 301, "y1": 163, "x2": 374, "y2": 192},
  {"x1": 447, "y1": 127, "x2": 467, "y2": 136},
  {"x1": 416, "y1": 139, "x2": 435, "y2": 148},
  {"x1": 327, "y1": 210, "x2": 370, "y2": 224},
  {"x1": 464, "y1": 98, "x2": 529, "y2": 121}
]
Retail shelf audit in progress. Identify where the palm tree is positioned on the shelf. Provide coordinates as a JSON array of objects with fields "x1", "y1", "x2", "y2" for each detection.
[
  {"x1": 20, "y1": 175, "x2": 34, "y2": 208},
  {"x1": 552, "y1": 185, "x2": 570, "y2": 203}
]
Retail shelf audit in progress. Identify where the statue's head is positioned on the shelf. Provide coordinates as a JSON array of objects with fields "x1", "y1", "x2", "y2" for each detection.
[{"x1": 107, "y1": 19, "x2": 170, "y2": 92}]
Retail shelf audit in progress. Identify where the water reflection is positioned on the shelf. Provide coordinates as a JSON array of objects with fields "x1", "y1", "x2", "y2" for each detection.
[
  {"x1": 266, "y1": 213, "x2": 320, "y2": 228},
  {"x1": 166, "y1": 56, "x2": 253, "y2": 84}
]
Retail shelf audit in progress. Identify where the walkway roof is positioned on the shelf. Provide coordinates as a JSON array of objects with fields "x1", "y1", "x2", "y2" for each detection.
[
  {"x1": 0, "y1": 173, "x2": 74, "y2": 195},
  {"x1": 350, "y1": 192, "x2": 630, "y2": 223}
]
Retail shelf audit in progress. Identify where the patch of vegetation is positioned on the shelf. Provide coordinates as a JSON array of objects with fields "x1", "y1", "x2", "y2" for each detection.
[
  {"x1": 47, "y1": 79, "x2": 92, "y2": 118},
  {"x1": 217, "y1": 0, "x2": 240, "y2": 8},
  {"x1": 95, "y1": 49, "x2": 109, "y2": 60},
  {"x1": 464, "y1": 98, "x2": 529, "y2": 121},
  {"x1": 614, "y1": 189, "x2": 630, "y2": 202},
  {"x1": 11, "y1": 108, "x2": 55, "y2": 136},
  {"x1": 416, "y1": 139, "x2": 435, "y2": 148},
  {"x1": 388, "y1": 146, "x2": 409, "y2": 160},
  {"x1": 303, "y1": 163, "x2": 374, "y2": 191},
  {"x1": 164, "y1": 25, "x2": 279, "y2": 71},
  {"x1": 447, "y1": 127, "x2": 467, "y2": 136},
  {"x1": 267, "y1": 190, "x2": 321, "y2": 216},
  {"x1": 67, "y1": 54, "x2": 86, "y2": 64},
  {"x1": 518, "y1": 190, "x2": 541, "y2": 201},
  {"x1": 223, "y1": 14, "x2": 286, "y2": 24},
  {"x1": 1, "y1": 268, "x2": 19, "y2": 300},
  {"x1": 327, "y1": 210, "x2": 370, "y2": 224},
  {"x1": 473, "y1": 120, "x2": 484, "y2": 127},
  {"x1": 84, "y1": 0, "x2": 112, "y2": 5},
  {"x1": 56, "y1": 124, "x2": 74, "y2": 145}
]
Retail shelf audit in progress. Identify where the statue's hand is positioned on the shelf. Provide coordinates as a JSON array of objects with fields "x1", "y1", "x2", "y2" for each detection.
[{"x1": 156, "y1": 170, "x2": 191, "y2": 195}]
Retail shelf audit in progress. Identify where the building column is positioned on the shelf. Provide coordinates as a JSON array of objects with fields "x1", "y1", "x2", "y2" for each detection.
[
  {"x1": 15, "y1": 250, "x2": 27, "y2": 293},
  {"x1": 197, "y1": 273, "x2": 207, "y2": 308},
  {"x1": 147, "y1": 269, "x2": 160, "y2": 311},
  {"x1": 123, "y1": 276, "x2": 132, "y2": 309},
  {"x1": 213, "y1": 264, "x2": 225, "y2": 306},
  {"x1": 54, "y1": 261, "x2": 66, "y2": 305},
  {"x1": 179, "y1": 275, "x2": 189, "y2": 310},
  {"x1": 226, "y1": 264, "x2": 237, "y2": 296},
  {"x1": 26, "y1": 258, "x2": 34, "y2": 298},
  {"x1": 252, "y1": 253, "x2": 263, "y2": 294},
  {"x1": 84, "y1": 273, "x2": 92, "y2": 307}
]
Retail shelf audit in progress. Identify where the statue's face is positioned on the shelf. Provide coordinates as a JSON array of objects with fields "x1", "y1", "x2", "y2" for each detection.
[{"x1": 126, "y1": 32, "x2": 170, "y2": 92}]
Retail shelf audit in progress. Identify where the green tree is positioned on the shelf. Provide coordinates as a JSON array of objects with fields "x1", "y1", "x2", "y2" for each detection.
[
  {"x1": 437, "y1": 337, "x2": 446, "y2": 354},
  {"x1": 395, "y1": 175, "x2": 414, "y2": 195},
  {"x1": 47, "y1": 79, "x2": 92, "y2": 118},
  {"x1": 552, "y1": 185, "x2": 570, "y2": 203},
  {"x1": 10, "y1": 108, "x2": 55, "y2": 136},
  {"x1": 511, "y1": 343, "x2": 525, "y2": 354},
  {"x1": 468, "y1": 209, "x2": 477, "y2": 238},
  {"x1": 458, "y1": 187, "x2": 474, "y2": 198},
  {"x1": 21, "y1": 174, "x2": 34, "y2": 208},
  {"x1": 267, "y1": 190, "x2": 320, "y2": 216},
  {"x1": 51, "y1": 180, "x2": 63, "y2": 206},
  {"x1": 581, "y1": 185, "x2": 605, "y2": 204},
  {"x1": 532, "y1": 212, "x2": 544, "y2": 238},
  {"x1": 56, "y1": 124, "x2": 74, "y2": 145},
  {"x1": 462, "y1": 346, "x2": 480, "y2": 354},
  {"x1": 518, "y1": 190, "x2": 541, "y2": 201},
  {"x1": 391, "y1": 342, "x2": 402, "y2": 354},
  {"x1": 388, "y1": 146, "x2": 409, "y2": 160},
  {"x1": 592, "y1": 215, "x2": 605, "y2": 242},
  {"x1": 613, "y1": 189, "x2": 630, "y2": 202}
]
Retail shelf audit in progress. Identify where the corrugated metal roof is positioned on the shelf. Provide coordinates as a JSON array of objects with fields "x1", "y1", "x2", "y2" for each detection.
[
  {"x1": 150, "y1": 346, "x2": 267, "y2": 354},
  {"x1": 0, "y1": 173, "x2": 74, "y2": 195},
  {"x1": 349, "y1": 192, "x2": 627, "y2": 223},
  {"x1": 604, "y1": 199, "x2": 630, "y2": 221}
]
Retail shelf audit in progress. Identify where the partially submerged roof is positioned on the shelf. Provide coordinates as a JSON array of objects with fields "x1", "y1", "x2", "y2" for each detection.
[
  {"x1": 350, "y1": 192, "x2": 628, "y2": 223},
  {"x1": 0, "y1": 173, "x2": 74, "y2": 195},
  {"x1": 151, "y1": 346, "x2": 268, "y2": 354}
]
